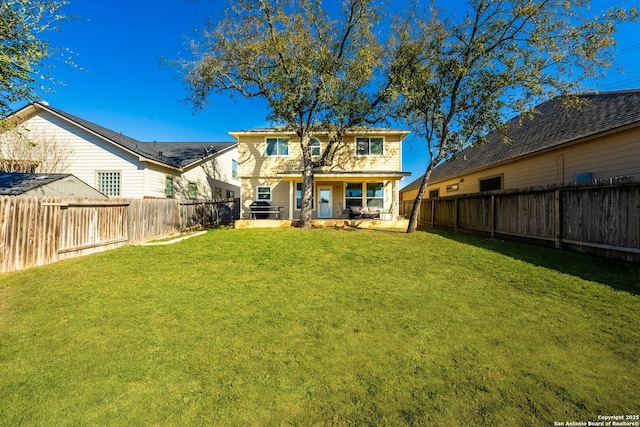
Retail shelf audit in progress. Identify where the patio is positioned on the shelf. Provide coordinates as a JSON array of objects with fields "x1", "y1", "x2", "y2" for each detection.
[{"x1": 234, "y1": 218, "x2": 409, "y2": 230}]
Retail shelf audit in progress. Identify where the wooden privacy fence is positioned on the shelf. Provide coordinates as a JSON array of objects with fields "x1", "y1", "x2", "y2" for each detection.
[
  {"x1": 400, "y1": 176, "x2": 640, "y2": 262},
  {"x1": 0, "y1": 197, "x2": 239, "y2": 273}
]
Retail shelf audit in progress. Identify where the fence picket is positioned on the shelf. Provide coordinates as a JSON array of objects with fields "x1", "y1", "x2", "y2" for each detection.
[
  {"x1": 0, "y1": 197, "x2": 239, "y2": 273},
  {"x1": 400, "y1": 178, "x2": 640, "y2": 262}
]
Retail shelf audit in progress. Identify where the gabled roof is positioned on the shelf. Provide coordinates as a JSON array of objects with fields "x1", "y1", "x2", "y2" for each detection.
[
  {"x1": 147, "y1": 142, "x2": 237, "y2": 168},
  {"x1": 6, "y1": 102, "x2": 237, "y2": 170},
  {"x1": 403, "y1": 89, "x2": 640, "y2": 191},
  {"x1": 0, "y1": 172, "x2": 104, "y2": 196}
]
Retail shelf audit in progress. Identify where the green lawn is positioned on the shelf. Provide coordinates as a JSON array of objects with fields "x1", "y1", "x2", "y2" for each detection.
[{"x1": 0, "y1": 227, "x2": 638, "y2": 426}]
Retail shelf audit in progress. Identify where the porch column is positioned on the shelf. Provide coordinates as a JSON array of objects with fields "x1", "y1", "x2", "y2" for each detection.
[
  {"x1": 392, "y1": 179, "x2": 399, "y2": 218},
  {"x1": 288, "y1": 180, "x2": 294, "y2": 221}
]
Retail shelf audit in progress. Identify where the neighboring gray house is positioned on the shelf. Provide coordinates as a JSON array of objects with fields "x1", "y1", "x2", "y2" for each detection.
[
  {"x1": 0, "y1": 172, "x2": 106, "y2": 198},
  {"x1": 1, "y1": 102, "x2": 240, "y2": 200}
]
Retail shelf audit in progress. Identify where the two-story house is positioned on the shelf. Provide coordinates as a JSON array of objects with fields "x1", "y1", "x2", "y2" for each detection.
[
  {"x1": 230, "y1": 128, "x2": 411, "y2": 224},
  {"x1": 2, "y1": 102, "x2": 240, "y2": 200}
]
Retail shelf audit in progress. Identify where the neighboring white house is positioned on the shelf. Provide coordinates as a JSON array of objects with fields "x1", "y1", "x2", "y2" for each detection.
[{"x1": 1, "y1": 102, "x2": 240, "y2": 200}]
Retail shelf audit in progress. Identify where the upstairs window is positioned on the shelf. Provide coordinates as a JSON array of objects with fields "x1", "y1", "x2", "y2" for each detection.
[
  {"x1": 356, "y1": 137, "x2": 383, "y2": 156},
  {"x1": 231, "y1": 159, "x2": 239, "y2": 179},
  {"x1": 310, "y1": 138, "x2": 321, "y2": 156},
  {"x1": 266, "y1": 138, "x2": 289, "y2": 156},
  {"x1": 96, "y1": 171, "x2": 121, "y2": 197}
]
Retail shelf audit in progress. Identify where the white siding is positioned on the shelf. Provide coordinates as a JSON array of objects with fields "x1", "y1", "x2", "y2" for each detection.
[
  {"x1": 16, "y1": 112, "x2": 147, "y2": 198},
  {"x1": 6, "y1": 109, "x2": 241, "y2": 200}
]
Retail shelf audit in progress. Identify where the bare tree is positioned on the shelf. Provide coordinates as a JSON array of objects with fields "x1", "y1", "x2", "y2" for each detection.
[{"x1": 0, "y1": 127, "x2": 70, "y2": 173}]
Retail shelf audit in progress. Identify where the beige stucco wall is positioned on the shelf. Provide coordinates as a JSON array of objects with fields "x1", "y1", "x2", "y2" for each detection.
[
  {"x1": 401, "y1": 126, "x2": 640, "y2": 200},
  {"x1": 240, "y1": 178, "x2": 398, "y2": 220},
  {"x1": 238, "y1": 133, "x2": 404, "y2": 179},
  {"x1": 236, "y1": 131, "x2": 407, "y2": 219}
]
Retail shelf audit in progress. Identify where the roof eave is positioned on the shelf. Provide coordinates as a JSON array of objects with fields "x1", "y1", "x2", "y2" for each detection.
[
  {"x1": 229, "y1": 129, "x2": 410, "y2": 139},
  {"x1": 427, "y1": 119, "x2": 640, "y2": 186},
  {"x1": 277, "y1": 170, "x2": 412, "y2": 179}
]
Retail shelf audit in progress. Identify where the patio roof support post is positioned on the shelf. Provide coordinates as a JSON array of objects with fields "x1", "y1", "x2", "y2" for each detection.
[
  {"x1": 288, "y1": 180, "x2": 294, "y2": 221},
  {"x1": 392, "y1": 179, "x2": 398, "y2": 219}
]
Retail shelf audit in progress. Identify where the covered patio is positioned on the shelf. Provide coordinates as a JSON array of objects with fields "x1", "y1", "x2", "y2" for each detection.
[{"x1": 275, "y1": 170, "x2": 411, "y2": 221}]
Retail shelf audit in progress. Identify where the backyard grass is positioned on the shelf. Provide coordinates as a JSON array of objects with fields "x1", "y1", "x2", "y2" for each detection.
[{"x1": 0, "y1": 227, "x2": 638, "y2": 426}]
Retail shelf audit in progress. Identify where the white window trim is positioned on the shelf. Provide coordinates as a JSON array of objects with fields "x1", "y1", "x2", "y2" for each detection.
[
  {"x1": 345, "y1": 182, "x2": 364, "y2": 208},
  {"x1": 310, "y1": 138, "x2": 321, "y2": 157},
  {"x1": 365, "y1": 182, "x2": 385, "y2": 208},
  {"x1": 355, "y1": 136, "x2": 385, "y2": 156},
  {"x1": 96, "y1": 170, "x2": 122, "y2": 197},
  {"x1": 257, "y1": 185, "x2": 272, "y2": 201},
  {"x1": 265, "y1": 137, "x2": 290, "y2": 157},
  {"x1": 231, "y1": 159, "x2": 239, "y2": 179}
]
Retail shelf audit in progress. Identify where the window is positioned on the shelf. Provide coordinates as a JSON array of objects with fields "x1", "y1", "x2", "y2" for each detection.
[
  {"x1": 226, "y1": 190, "x2": 235, "y2": 199},
  {"x1": 310, "y1": 138, "x2": 321, "y2": 156},
  {"x1": 366, "y1": 182, "x2": 384, "y2": 209},
  {"x1": 345, "y1": 183, "x2": 363, "y2": 208},
  {"x1": 257, "y1": 186, "x2": 272, "y2": 201},
  {"x1": 429, "y1": 189, "x2": 440, "y2": 198},
  {"x1": 479, "y1": 175, "x2": 502, "y2": 192},
  {"x1": 165, "y1": 177, "x2": 174, "y2": 198},
  {"x1": 214, "y1": 186, "x2": 223, "y2": 200},
  {"x1": 188, "y1": 182, "x2": 197, "y2": 199},
  {"x1": 446, "y1": 183, "x2": 459, "y2": 193},
  {"x1": 296, "y1": 182, "x2": 315, "y2": 210},
  {"x1": 356, "y1": 137, "x2": 383, "y2": 156},
  {"x1": 232, "y1": 159, "x2": 239, "y2": 179},
  {"x1": 266, "y1": 138, "x2": 289, "y2": 156},
  {"x1": 96, "y1": 171, "x2": 121, "y2": 197}
]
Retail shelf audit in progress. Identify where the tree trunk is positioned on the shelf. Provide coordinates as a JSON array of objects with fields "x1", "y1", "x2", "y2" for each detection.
[
  {"x1": 298, "y1": 134, "x2": 315, "y2": 229},
  {"x1": 406, "y1": 166, "x2": 433, "y2": 233}
]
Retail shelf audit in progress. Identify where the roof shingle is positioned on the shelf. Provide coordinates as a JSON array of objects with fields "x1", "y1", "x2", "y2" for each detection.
[
  {"x1": 403, "y1": 89, "x2": 640, "y2": 190},
  {"x1": 33, "y1": 102, "x2": 236, "y2": 169}
]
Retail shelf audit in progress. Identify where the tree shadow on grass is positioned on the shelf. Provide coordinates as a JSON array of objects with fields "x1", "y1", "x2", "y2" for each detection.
[{"x1": 420, "y1": 229, "x2": 640, "y2": 296}]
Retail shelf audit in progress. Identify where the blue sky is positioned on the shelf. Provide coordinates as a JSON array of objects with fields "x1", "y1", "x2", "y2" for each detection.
[{"x1": 13, "y1": 0, "x2": 640, "y2": 187}]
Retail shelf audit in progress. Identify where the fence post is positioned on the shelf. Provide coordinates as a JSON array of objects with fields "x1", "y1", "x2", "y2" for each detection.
[
  {"x1": 430, "y1": 199, "x2": 435, "y2": 229},
  {"x1": 454, "y1": 198, "x2": 459, "y2": 231},
  {"x1": 554, "y1": 190, "x2": 562, "y2": 249},
  {"x1": 490, "y1": 195, "x2": 495, "y2": 238}
]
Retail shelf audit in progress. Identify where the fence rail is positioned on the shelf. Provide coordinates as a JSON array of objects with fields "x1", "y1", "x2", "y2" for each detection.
[
  {"x1": 0, "y1": 197, "x2": 239, "y2": 273},
  {"x1": 400, "y1": 177, "x2": 640, "y2": 262}
]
